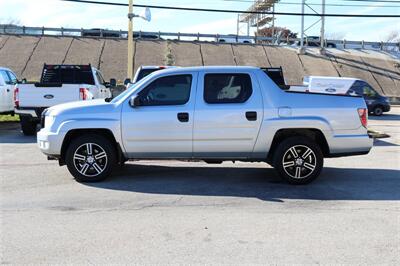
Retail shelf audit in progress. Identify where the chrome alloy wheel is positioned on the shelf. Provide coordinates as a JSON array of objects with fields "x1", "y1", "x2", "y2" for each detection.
[
  {"x1": 282, "y1": 145, "x2": 317, "y2": 179},
  {"x1": 73, "y1": 143, "x2": 108, "y2": 177}
]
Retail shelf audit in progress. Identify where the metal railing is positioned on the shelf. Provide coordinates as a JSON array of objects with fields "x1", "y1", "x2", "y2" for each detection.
[{"x1": 1, "y1": 24, "x2": 399, "y2": 51}]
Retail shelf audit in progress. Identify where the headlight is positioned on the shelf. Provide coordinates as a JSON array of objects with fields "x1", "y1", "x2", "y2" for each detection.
[{"x1": 44, "y1": 115, "x2": 56, "y2": 128}]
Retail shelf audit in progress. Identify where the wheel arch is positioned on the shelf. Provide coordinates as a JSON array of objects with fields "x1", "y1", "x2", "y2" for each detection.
[
  {"x1": 60, "y1": 128, "x2": 124, "y2": 166},
  {"x1": 267, "y1": 128, "x2": 330, "y2": 163}
]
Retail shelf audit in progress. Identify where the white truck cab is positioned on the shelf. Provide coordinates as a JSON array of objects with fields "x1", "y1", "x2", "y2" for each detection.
[{"x1": 0, "y1": 67, "x2": 18, "y2": 114}]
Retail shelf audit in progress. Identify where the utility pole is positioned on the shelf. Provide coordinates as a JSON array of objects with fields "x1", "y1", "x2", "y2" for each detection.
[
  {"x1": 320, "y1": 0, "x2": 326, "y2": 55},
  {"x1": 298, "y1": 0, "x2": 306, "y2": 54},
  {"x1": 127, "y1": 0, "x2": 134, "y2": 81},
  {"x1": 272, "y1": 2, "x2": 275, "y2": 42}
]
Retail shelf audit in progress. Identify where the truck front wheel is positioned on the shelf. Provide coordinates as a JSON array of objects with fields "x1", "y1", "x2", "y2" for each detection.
[
  {"x1": 273, "y1": 137, "x2": 323, "y2": 185},
  {"x1": 65, "y1": 134, "x2": 116, "y2": 182},
  {"x1": 20, "y1": 115, "x2": 37, "y2": 136}
]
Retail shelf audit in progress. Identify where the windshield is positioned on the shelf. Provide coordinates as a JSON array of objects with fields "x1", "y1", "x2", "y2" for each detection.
[{"x1": 110, "y1": 73, "x2": 155, "y2": 104}]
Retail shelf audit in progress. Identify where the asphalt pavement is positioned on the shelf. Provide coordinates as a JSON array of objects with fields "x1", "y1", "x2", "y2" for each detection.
[{"x1": 1, "y1": 108, "x2": 399, "y2": 264}]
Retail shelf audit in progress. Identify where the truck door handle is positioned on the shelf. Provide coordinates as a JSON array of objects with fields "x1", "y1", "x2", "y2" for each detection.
[
  {"x1": 246, "y1": 111, "x2": 257, "y2": 121},
  {"x1": 177, "y1": 112, "x2": 189, "y2": 122}
]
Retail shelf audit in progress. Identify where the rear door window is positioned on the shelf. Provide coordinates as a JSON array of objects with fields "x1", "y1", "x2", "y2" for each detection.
[{"x1": 204, "y1": 74, "x2": 252, "y2": 104}]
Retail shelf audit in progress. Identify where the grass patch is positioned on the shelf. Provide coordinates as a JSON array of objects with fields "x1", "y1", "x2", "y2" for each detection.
[{"x1": 0, "y1": 114, "x2": 20, "y2": 122}]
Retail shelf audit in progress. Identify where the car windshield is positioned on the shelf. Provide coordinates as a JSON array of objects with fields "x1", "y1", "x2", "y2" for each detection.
[{"x1": 110, "y1": 73, "x2": 155, "y2": 104}]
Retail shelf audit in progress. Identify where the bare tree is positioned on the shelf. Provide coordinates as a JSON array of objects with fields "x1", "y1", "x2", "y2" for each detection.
[
  {"x1": 0, "y1": 18, "x2": 21, "y2": 26},
  {"x1": 325, "y1": 32, "x2": 346, "y2": 40},
  {"x1": 383, "y1": 30, "x2": 400, "y2": 43}
]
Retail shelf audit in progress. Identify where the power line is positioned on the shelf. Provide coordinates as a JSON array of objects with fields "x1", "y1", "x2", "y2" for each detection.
[
  {"x1": 223, "y1": 0, "x2": 400, "y2": 8},
  {"x1": 60, "y1": 0, "x2": 400, "y2": 17},
  {"x1": 340, "y1": 0, "x2": 400, "y2": 3}
]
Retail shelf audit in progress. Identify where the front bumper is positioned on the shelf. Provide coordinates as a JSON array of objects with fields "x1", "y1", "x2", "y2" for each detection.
[
  {"x1": 383, "y1": 104, "x2": 391, "y2": 112},
  {"x1": 37, "y1": 129, "x2": 64, "y2": 156}
]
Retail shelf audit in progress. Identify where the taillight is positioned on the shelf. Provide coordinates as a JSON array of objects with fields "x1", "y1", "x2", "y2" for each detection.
[
  {"x1": 358, "y1": 108, "x2": 368, "y2": 128},
  {"x1": 14, "y1": 87, "x2": 19, "y2": 108},
  {"x1": 79, "y1": 88, "x2": 88, "y2": 100}
]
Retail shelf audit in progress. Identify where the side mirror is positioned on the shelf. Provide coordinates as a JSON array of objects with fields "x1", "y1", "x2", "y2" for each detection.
[
  {"x1": 109, "y1": 78, "x2": 117, "y2": 87},
  {"x1": 124, "y1": 78, "x2": 131, "y2": 86},
  {"x1": 129, "y1": 95, "x2": 141, "y2": 107}
]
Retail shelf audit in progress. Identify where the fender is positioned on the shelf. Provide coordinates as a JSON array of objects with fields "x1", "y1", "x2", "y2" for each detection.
[{"x1": 252, "y1": 116, "x2": 333, "y2": 159}]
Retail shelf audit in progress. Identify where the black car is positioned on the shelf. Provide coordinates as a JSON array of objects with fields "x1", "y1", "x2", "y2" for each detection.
[
  {"x1": 348, "y1": 80, "x2": 391, "y2": 116},
  {"x1": 297, "y1": 36, "x2": 336, "y2": 48}
]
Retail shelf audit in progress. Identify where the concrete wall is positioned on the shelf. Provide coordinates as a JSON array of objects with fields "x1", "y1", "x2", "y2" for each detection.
[
  {"x1": 0, "y1": 34, "x2": 399, "y2": 97},
  {"x1": 23, "y1": 37, "x2": 73, "y2": 80},
  {"x1": 100, "y1": 39, "x2": 128, "y2": 82},
  {"x1": 0, "y1": 35, "x2": 41, "y2": 78}
]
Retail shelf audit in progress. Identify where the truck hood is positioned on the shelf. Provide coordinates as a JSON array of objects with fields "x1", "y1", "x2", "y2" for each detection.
[{"x1": 46, "y1": 99, "x2": 114, "y2": 116}]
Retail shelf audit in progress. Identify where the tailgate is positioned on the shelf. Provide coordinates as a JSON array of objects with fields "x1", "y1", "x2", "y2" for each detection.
[{"x1": 18, "y1": 84, "x2": 81, "y2": 108}]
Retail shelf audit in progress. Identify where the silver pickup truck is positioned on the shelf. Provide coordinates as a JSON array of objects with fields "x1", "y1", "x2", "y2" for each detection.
[{"x1": 37, "y1": 66, "x2": 373, "y2": 185}]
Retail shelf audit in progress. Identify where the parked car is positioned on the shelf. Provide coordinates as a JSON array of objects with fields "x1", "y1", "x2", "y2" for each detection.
[
  {"x1": 294, "y1": 76, "x2": 391, "y2": 116},
  {"x1": 0, "y1": 67, "x2": 18, "y2": 115},
  {"x1": 296, "y1": 36, "x2": 336, "y2": 48},
  {"x1": 37, "y1": 66, "x2": 373, "y2": 185},
  {"x1": 82, "y1": 28, "x2": 121, "y2": 38},
  {"x1": 217, "y1": 35, "x2": 254, "y2": 44},
  {"x1": 15, "y1": 64, "x2": 114, "y2": 135}
]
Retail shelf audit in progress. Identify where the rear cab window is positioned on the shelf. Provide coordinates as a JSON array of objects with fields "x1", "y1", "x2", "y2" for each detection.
[
  {"x1": 204, "y1": 73, "x2": 252, "y2": 104},
  {"x1": 40, "y1": 65, "x2": 95, "y2": 85}
]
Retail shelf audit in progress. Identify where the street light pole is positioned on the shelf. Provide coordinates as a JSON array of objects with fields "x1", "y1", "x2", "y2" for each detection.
[
  {"x1": 127, "y1": 0, "x2": 134, "y2": 81},
  {"x1": 320, "y1": 0, "x2": 326, "y2": 54}
]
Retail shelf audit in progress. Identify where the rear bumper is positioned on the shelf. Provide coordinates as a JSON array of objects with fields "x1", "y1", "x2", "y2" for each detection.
[
  {"x1": 15, "y1": 107, "x2": 48, "y2": 119},
  {"x1": 328, "y1": 133, "x2": 373, "y2": 157}
]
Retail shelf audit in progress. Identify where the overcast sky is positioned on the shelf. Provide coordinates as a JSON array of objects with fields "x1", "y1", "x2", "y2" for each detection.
[{"x1": 0, "y1": 0, "x2": 399, "y2": 41}]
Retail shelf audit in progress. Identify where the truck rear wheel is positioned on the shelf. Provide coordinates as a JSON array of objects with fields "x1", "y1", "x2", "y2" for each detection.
[
  {"x1": 273, "y1": 136, "x2": 323, "y2": 185},
  {"x1": 65, "y1": 134, "x2": 116, "y2": 182},
  {"x1": 20, "y1": 115, "x2": 37, "y2": 136}
]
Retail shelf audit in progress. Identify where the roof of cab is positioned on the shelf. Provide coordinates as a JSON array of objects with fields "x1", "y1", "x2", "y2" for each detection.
[{"x1": 152, "y1": 65, "x2": 261, "y2": 74}]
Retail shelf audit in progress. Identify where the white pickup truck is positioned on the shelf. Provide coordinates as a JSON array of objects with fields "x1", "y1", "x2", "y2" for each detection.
[
  {"x1": 37, "y1": 66, "x2": 373, "y2": 185},
  {"x1": 15, "y1": 64, "x2": 113, "y2": 135},
  {"x1": 0, "y1": 67, "x2": 18, "y2": 114}
]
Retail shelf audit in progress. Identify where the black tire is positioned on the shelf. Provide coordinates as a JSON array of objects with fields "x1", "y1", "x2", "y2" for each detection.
[
  {"x1": 20, "y1": 115, "x2": 37, "y2": 136},
  {"x1": 65, "y1": 134, "x2": 116, "y2": 182},
  {"x1": 373, "y1": 106, "x2": 383, "y2": 116},
  {"x1": 273, "y1": 136, "x2": 323, "y2": 185}
]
